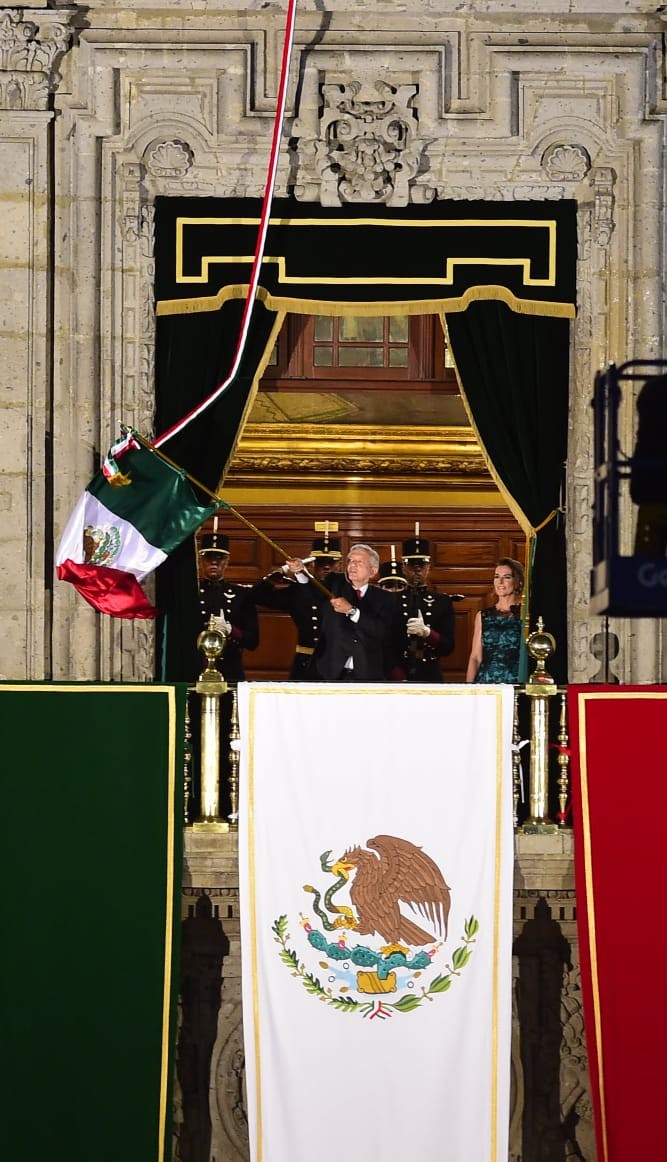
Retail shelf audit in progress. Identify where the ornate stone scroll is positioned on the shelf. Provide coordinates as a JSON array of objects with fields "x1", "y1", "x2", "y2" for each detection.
[
  {"x1": 292, "y1": 78, "x2": 431, "y2": 206},
  {"x1": 0, "y1": 8, "x2": 72, "y2": 110}
]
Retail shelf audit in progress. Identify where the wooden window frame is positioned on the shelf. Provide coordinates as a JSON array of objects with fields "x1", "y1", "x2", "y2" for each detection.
[{"x1": 261, "y1": 314, "x2": 459, "y2": 394}]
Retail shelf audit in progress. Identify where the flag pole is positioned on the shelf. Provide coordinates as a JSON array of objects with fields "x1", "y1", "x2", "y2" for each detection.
[{"x1": 130, "y1": 430, "x2": 332, "y2": 597}]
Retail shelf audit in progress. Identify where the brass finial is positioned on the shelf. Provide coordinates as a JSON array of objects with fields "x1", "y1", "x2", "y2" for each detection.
[
  {"x1": 526, "y1": 616, "x2": 556, "y2": 689},
  {"x1": 196, "y1": 615, "x2": 228, "y2": 685}
]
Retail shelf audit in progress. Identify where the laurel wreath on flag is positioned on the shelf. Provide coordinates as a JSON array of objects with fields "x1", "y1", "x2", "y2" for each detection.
[{"x1": 272, "y1": 914, "x2": 479, "y2": 1019}]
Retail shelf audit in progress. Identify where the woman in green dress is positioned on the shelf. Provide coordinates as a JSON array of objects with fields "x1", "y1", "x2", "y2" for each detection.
[{"x1": 465, "y1": 558, "x2": 524, "y2": 684}]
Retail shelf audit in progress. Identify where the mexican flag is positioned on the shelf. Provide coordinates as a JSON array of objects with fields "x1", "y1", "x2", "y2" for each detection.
[{"x1": 56, "y1": 433, "x2": 220, "y2": 618}]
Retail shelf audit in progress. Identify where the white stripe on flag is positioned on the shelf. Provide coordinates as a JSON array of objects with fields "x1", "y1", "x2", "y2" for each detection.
[
  {"x1": 238, "y1": 683, "x2": 515, "y2": 1162},
  {"x1": 55, "y1": 490, "x2": 167, "y2": 581}
]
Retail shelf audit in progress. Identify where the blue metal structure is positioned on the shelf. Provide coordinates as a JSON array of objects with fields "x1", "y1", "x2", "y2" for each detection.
[{"x1": 590, "y1": 359, "x2": 667, "y2": 616}]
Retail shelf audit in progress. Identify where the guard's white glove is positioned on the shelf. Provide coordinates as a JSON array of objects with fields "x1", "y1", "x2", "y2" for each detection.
[
  {"x1": 407, "y1": 611, "x2": 430, "y2": 638},
  {"x1": 212, "y1": 615, "x2": 232, "y2": 636}
]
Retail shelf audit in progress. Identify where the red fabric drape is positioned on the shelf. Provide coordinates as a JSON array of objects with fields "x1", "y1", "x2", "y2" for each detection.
[{"x1": 568, "y1": 685, "x2": 667, "y2": 1162}]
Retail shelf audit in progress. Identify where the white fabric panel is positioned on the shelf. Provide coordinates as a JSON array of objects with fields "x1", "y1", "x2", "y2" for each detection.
[{"x1": 238, "y1": 683, "x2": 514, "y2": 1162}]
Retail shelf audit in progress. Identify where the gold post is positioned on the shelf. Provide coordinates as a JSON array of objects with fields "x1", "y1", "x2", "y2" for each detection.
[
  {"x1": 512, "y1": 686, "x2": 522, "y2": 829},
  {"x1": 183, "y1": 690, "x2": 193, "y2": 825},
  {"x1": 521, "y1": 617, "x2": 559, "y2": 834},
  {"x1": 227, "y1": 685, "x2": 241, "y2": 831},
  {"x1": 192, "y1": 616, "x2": 230, "y2": 833},
  {"x1": 556, "y1": 690, "x2": 571, "y2": 828}
]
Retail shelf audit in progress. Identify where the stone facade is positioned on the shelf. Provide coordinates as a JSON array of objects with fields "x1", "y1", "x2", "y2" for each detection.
[
  {"x1": 1, "y1": 2, "x2": 666, "y2": 683},
  {"x1": 2, "y1": 9, "x2": 664, "y2": 1154}
]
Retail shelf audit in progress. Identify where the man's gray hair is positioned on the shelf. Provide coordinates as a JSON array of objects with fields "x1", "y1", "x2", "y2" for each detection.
[{"x1": 350, "y1": 542, "x2": 379, "y2": 570}]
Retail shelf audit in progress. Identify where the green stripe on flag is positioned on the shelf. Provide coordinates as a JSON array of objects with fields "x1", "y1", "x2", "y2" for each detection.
[{"x1": 88, "y1": 445, "x2": 218, "y2": 552}]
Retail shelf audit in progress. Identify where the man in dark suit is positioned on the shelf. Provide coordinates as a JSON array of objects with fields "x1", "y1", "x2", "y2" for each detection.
[{"x1": 284, "y1": 543, "x2": 402, "y2": 681}]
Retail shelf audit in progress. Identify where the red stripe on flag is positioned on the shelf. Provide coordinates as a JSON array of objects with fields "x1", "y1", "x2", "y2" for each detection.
[{"x1": 57, "y1": 560, "x2": 157, "y2": 619}]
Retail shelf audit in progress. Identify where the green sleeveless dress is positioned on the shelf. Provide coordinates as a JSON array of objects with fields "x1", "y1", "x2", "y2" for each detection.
[{"x1": 476, "y1": 607, "x2": 521, "y2": 683}]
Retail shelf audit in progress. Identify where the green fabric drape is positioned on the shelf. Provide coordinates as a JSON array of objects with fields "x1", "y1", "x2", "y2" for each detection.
[
  {"x1": 1, "y1": 683, "x2": 185, "y2": 1162},
  {"x1": 446, "y1": 301, "x2": 570, "y2": 682},
  {"x1": 154, "y1": 299, "x2": 280, "y2": 492}
]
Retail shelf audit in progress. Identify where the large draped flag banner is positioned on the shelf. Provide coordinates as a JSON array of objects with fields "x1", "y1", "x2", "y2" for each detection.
[
  {"x1": 568, "y1": 685, "x2": 667, "y2": 1162},
  {"x1": 238, "y1": 683, "x2": 515, "y2": 1162},
  {"x1": 56, "y1": 432, "x2": 219, "y2": 617}
]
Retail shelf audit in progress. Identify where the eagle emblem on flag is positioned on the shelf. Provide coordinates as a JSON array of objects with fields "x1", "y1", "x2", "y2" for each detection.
[
  {"x1": 83, "y1": 524, "x2": 121, "y2": 566},
  {"x1": 273, "y1": 834, "x2": 478, "y2": 1020}
]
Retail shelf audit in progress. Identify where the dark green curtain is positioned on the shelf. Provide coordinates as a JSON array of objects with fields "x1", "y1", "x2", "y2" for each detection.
[
  {"x1": 154, "y1": 300, "x2": 279, "y2": 681},
  {"x1": 154, "y1": 298, "x2": 279, "y2": 491},
  {"x1": 446, "y1": 301, "x2": 569, "y2": 681},
  {"x1": 1, "y1": 683, "x2": 185, "y2": 1162}
]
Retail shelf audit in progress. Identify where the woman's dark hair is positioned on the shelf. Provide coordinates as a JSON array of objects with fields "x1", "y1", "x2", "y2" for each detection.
[{"x1": 496, "y1": 557, "x2": 524, "y2": 594}]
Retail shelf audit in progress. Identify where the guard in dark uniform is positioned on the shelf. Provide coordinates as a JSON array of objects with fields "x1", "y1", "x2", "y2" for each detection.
[
  {"x1": 198, "y1": 531, "x2": 259, "y2": 683},
  {"x1": 253, "y1": 529, "x2": 342, "y2": 679},
  {"x1": 397, "y1": 532, "x2": 455, "y2": 682},
  {"x1": 377, "y1": 552, "x2": 408, "y2": 593}
]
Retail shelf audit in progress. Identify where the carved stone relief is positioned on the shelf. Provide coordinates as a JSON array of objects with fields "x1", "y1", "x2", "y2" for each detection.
[
  {"x1": 560, "y1": 962, "x2": 596, "y2": 1160},
  {"x1": 589, "y1": 167, "x2": 616, "y2": 249},
  {"x1": 145, "y1": 138, "x2": 194, "y2": 181},
  {"x1": 0, "y1": 7, "x2": 72, "y2": 110},
  {"x1": 291, "y1": 78, "x2": 433, "y2": 205},
  {"x1": 211, "y1": 1005, "x2": 249, "y2": 1162},
  {"x1": 513, "y1": 888, "x2": 595, "y2": 1161},
  {"x1": 542, "y1": 143, "x2": 591, "y2": 184}
]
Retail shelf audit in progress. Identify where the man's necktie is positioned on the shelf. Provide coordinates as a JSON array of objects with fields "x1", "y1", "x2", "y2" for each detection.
[{"x1": 355, "y1": 588, "x2": 362, "y2": 600}]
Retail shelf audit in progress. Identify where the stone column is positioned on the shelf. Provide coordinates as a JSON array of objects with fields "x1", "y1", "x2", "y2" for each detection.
[{"x1": 0, "y1": 6, "x2": 73, "y2": 679}]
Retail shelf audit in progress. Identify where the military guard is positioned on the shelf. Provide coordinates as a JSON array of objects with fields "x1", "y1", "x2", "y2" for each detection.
[
  {"x1": 397, "y1": 526, "x2": 455, "y2": 682},
  {"x1": 253, "y1": 524, "x2": 342, "y2": 679},
  {"x1": 377, "y1": 546, "x2": 408, "y2": 593},
  {"x1": 198, "y1": 529, "x2": 259, "y2": 682}
]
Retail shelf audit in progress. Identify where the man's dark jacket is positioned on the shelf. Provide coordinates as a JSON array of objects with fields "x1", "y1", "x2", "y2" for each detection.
[
  {"x1": 253, "y1": 573, "x2": 325, "y2": 679},
  {"x1": 310, "y1": 573, "x2": 402, "y2": 681}
]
